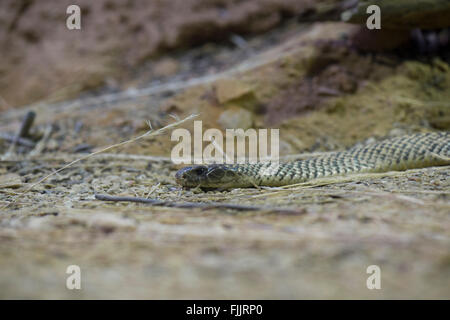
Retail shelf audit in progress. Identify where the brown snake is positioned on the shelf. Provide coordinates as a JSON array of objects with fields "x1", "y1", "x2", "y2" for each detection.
[{"x1": 175, "y1": 132, "x2": 450, "y2": 189}]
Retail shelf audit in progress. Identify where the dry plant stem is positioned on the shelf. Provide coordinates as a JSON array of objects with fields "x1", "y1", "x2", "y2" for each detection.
[
  {"x1": 4, "y1": 111, "x2": 36, "y2": 155},
  {"x1": 30, "y1": 124, "x2": 53, "y2": 156},
  {"x1": 145, "y1": 182, "x2": 161, "y2": 198},
  {"x1": 0, "y1": 153, "x2": 172, "y2": 163},
  {"x1": 2, "y1": 114, "x2": 199, "y2": 208},
  {"x1": 0, "y1": 133, "x2": 35, "y2": 147},
  {"x1": 16, "y1": 111, "x2": 36, "y2": 140},
  {"x1": 94, "y1": 193, "x2": 304, "y2": 214}
]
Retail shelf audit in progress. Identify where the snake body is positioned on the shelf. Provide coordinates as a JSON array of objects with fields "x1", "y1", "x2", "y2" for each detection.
[{"x1": 175, "y1": 132, "x2": 450, "y2": 189}]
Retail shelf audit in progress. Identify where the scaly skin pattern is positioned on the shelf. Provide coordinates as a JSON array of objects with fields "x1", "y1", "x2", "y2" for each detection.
[{"x1": 175, "y1": 132, "x2": 450, "y2": 188}]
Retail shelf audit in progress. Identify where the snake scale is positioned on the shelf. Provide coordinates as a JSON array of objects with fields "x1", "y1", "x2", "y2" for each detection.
[{"x1": 175, "y1": 132, "x2": 450, "y2": 189}]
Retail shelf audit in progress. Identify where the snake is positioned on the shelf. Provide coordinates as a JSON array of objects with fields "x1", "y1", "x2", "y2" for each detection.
[{"x1": 175, "y1": 132, "x2": 450, "y2": 189}]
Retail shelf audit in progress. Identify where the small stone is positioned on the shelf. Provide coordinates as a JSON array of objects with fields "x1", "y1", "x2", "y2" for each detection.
[
  {"x1": 389, "y1": 128, "x2": 407, "y2": 137},
  {"x1": 215, "y1": 78, "x2": 252, "y2": 104},
  {"x1": 218, "y1": 107, "x2": 254, "y2": 130}
]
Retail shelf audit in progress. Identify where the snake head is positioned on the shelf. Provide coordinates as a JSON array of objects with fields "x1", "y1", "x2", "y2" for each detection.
[{"x1": 175, "y1": 164, "x2": 242, "y2": 188}]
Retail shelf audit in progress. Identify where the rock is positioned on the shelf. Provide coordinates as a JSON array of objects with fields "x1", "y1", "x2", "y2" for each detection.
[
  {"x1": 218, "y1": 107, "x2": 254, "y2": 130},
  {"x1": 214, "y1": 79, "x2": 253, "y2": 105},
  {"x1": 342, "y1": 0, "x2": 450, "y2": 30}
]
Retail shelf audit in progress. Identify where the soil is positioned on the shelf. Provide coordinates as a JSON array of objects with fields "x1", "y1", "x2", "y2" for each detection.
[
  {"x1": 0, "y1": 0, "x2": 336, "y2": 109},
  {"x1": 0, "y1": 4, "x2": 449, "y2": 299}
]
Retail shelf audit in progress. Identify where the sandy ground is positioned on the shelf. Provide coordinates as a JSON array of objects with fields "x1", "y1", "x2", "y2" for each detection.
[
  {"x1": 0, "y1": 159, "x2": 449, "y2": 299},
  {"x1": 1, "y1": 20, "x2": 449, "y2": 299}
]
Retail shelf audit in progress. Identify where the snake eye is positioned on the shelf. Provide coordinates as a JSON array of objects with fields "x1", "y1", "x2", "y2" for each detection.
[
  {"x1": 192, "y1": 166, "x2": 208, "y2": 176},
  {"x1": 206, "y1": 167, "x2": 225, "y2": 180}
]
